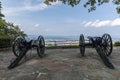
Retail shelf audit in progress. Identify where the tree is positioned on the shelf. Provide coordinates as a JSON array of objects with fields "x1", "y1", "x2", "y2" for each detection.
[
  {"x1": 7, "y1": 22, "x2": 27, "y2": 37},
  {"x1": 0, "y1": 1, "x2": 4, "y2": 19},
  {"x1": 0, "y1": 1, "x2": 26, "y2": 37},
  {"x1": 0, "y1": 1, "x2": 7, "y2": 35},
  {"x1": 44, "y1": 0, "x2": 120, "y2": 14}
]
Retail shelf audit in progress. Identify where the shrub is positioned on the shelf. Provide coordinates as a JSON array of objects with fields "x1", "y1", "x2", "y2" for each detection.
[
  {"x1": 114, "y1": 41, "x2": 120, "y2": 47},
  {"x1": 0, "y1": 35, "x2": 13, "y2": 48},
  {"x1": 47, "y1": 44, "x2": 55, "y2": 47}
]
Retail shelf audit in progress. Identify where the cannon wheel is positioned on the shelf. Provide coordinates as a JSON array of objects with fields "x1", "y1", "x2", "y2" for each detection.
[
  {"x1": 12, "y1": 36, "x2": 26, "y2": 57},
  {"x1": 79, "y1": 34, "x2": 85, "y2": 56},
  {"x1": 37, "y1": 35, "x2": 45, "y2": 58},
  {"x1": 102, "y1": 33, "x2": 113, "y2": 56}
]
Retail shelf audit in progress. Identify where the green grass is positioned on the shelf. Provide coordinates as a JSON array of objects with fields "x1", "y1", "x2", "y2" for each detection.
[{"x1": 46, "y1": 43, "x2": 78, "y2": 47}]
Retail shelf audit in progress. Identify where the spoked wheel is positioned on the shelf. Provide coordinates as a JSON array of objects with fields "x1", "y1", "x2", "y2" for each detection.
[
  {"x1": 37, "y1": 35, "x2": 45, "y2": 58},
  {"x1": 12, "y1": 36, "x2": 26, "y2": 57},
  {"x1": 79, "y1": 34, "x2": 85, "y2": 56},
  {"x1": 102, "y1": 33, "x2": 113, "y2": 56}
]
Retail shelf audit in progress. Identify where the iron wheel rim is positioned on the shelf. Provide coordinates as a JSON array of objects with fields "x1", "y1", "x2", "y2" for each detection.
[
  {"x1": 12, "y1": 36, "x2": 25, "y2": 57},
  {"x1": 37, "y1": 35, "x2": 45, "y2": 57},
  {"x1": 79, "y1": 34, "x2": 85, "y2": 56}
]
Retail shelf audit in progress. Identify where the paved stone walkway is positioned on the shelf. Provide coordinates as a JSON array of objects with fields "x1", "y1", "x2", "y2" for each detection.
[{"x1": 0, "y1": 47, "x2": 120, "y2": 80}]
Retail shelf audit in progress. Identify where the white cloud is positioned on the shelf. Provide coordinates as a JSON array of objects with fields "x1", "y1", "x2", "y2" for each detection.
[
  {"x1": 84, "y1": 18, "x2": 120, "y2": 27},
  {"x1": 24, "y1": 3, "x2": 48, "y2": 11},
  {"x1": 84, "y1": 21, "x2": 92, "y2": 27},
  {"x1": 96, "y1": 20, "x2": 110, "y2": 27},
  {"x1": 3, "y1": 0, "x2": 61, "y2": 16},
  {"x1": 3, "y1": 7, "x2": 25, "y2": 15},
  {"x1": 111, "y1": 18, "x2": 120, "y2": 26},
  {"x1": 34, "y1": 24, "x2": 40, "y2": 27},
  {"x1": 20, "y1": 22, "x2": 54, "y2": 35}
]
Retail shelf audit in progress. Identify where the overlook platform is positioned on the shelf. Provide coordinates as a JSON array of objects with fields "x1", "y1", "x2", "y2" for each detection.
[{"x1": 0, "y1": 47, "x2": 120, "y2": 80}]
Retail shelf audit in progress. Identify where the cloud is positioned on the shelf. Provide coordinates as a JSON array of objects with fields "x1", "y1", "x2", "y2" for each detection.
[
  {"x1": 3, "y1": 0, "x2": 61, "y2": 16},
  {"x1": 20, "y1": 22, "x2": 54, "y2": 35},
  {"x1": 84, "y1": 18, "x2": 120, "y2": 27},
  {"x1": 34, "y1": 24, "x2": 40, "y2": 27},
  {"x1": 24, "y1": 3, "x2": 48, "y2": 11},
  {"x1": 111, "y1": 18, "x2": 120, "y2": 26}
]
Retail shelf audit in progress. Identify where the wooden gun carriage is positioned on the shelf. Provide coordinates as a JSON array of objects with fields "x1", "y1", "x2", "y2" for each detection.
[
  {"x1": 8, "y1": 35, "x2": 45, "y2": 69},
  {"x1": 79, "y1": 33, "x2": 114, "y2": 69}
]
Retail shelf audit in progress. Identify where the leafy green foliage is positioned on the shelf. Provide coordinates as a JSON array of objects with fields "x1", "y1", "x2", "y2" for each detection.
[
  {"x1": 44, "y1": 0, "x2": 81, "y2": 7},
  {"x1": 0, "y1": 2, "x2": 4, "y2": 19},
  {"x1": 0, "y1": 1, "x2": 26, "y2": 48},
  {"x1": 47, "y1": 43, "x2": 56, "y2": 47},
  {"x1": 114, "y1": 41, "x2": 120, "y2": 46},
  {"x1": 6, "y1": 22, "x2": 27, "y2": 37},
  {"x1": 0, "y1": 1, "x2": 26, "y2": 37},
  {"x1": 0, "y1": 36, "x2": 13, "y2": 48},
  {"x1": 44, "y1": 0, "x2": 120, "y2": 14},
  {"x1": 84, "y1": 0, "x2": 109, "y2": 12},
  {"x1": 113, "y1": 0, "x2": 120, "y2": 14}
]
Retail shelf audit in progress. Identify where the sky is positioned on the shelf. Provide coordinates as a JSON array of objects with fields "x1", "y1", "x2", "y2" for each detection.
[{"x1": 1, "y1": 0, "x2": 120, "y2": 40}]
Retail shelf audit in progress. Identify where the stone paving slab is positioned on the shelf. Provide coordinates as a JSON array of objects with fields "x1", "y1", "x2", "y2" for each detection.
[{"x1": 0, "y1": 47, "x2": 120, "y2": 80}]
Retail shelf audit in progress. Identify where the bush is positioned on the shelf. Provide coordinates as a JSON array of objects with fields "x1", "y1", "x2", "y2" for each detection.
[
  {"x1": 114, "y1": 41, "x2": 120, "y2": 47},
  {"x1": 0, "y1": 35, "x2": 13, "y2": 48},
  {"x1": 47, "y1": 44, "x2": 56, "y2": 47}
]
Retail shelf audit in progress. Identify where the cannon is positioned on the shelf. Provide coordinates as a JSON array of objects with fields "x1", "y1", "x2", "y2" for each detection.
[
  {"x1": 8, "y1": 35, "x2": 45, "y2": 69},
  {"x1": 79, "y1": 33, "x2": 114, "y2": 69}
]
